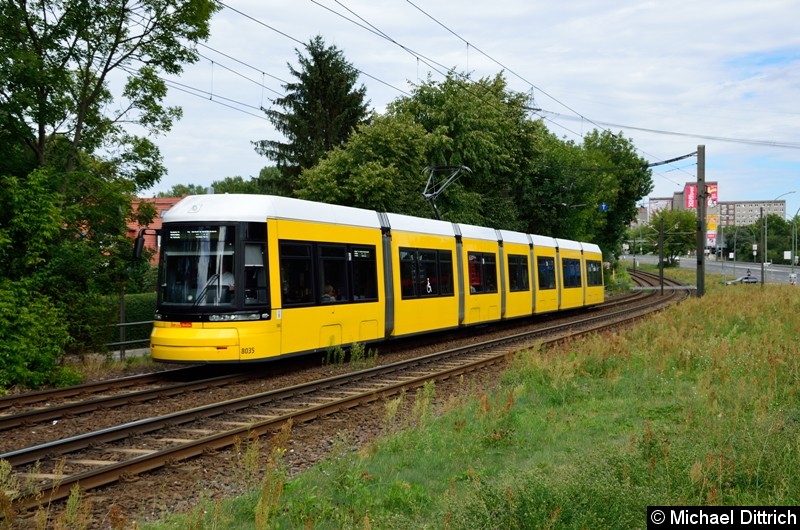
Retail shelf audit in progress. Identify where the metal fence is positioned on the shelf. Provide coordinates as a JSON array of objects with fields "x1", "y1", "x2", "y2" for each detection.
[{"x1": 106, "y1": 320, "x2": 153, "y2": 359}]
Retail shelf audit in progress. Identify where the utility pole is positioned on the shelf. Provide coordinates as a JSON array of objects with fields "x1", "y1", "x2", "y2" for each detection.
[
  {"x1": 761, "y1": 206, "x2": 765, "y2": 286},
  {"x1": 659, "y1": 216, "x2": 665, "y2": 296},
  {"x1": 695, "y1": 145, "x2": 706, "y2": 297}
]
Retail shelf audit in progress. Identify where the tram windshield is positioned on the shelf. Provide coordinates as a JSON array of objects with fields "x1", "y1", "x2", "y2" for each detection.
[{"x1": 158, "y1": 225, "x2": 237, "y2": 307}]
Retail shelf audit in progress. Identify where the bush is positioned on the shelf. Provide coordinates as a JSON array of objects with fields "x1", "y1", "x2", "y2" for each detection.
[
  {"x1": 605, "y1": 262, "x2": 634, "y2": 294},
  {"x1": 93, "y1": 292, "x2": 156, "y2": 353},
  {"x1": 122, "y1": 292, "x2": 156, "y2": 344},
  {"x1": 0, "y1": 280, "x2": 79, "y2": 390}
]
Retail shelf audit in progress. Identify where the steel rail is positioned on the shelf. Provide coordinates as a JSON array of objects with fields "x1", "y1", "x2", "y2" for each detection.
[
  {"x1": 6, "y1": 274, "x2": 685, "y2": 513},
  {"x1": 0, "y1": 372, "x2": 263, "y2": 431},
  {"x1": 0, "y1": 366, "x2": 204, "y2": 412},
  {"x1": 0, "y1": 272, "x2": 654, "y2": 429}
]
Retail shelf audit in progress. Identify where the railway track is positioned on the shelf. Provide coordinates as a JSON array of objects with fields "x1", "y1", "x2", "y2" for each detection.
[
  {"x1": 0, "y1": 268, "x2": 660, "y2": 438},
  {"x1": 3, "y1": 270, "x2": 687, "y2": 515}
]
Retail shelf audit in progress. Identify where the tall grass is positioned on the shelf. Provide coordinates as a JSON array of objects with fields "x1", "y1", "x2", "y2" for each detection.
[{"x1": 137, "y1": 279, "x2": 800, "y2": 529}]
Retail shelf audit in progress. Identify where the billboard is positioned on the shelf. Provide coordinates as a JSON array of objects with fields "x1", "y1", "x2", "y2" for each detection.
[
  {"x1": 706, "y1": 214, "x2": 718, "y2": 233},
  {"x1": 706, "y1": 214, "x2": 718, "y2": 246},
  {"x1": 683, "y1": 182, "x2": 718, "y2": 209},
  {"x1": 685, "y1": 184, "x2": 697, "y2": 209},
  {"x1": 707, "y1": 184, "x2": 718, "y2": 207},
  {"x1": 649, "y1": 198, "x2": 672, "y2": 217}
]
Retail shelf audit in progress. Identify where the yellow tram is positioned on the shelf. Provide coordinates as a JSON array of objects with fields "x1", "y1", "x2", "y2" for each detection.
[{"x1": 143, "y1": 195, "x2": 604, "y2": 363}]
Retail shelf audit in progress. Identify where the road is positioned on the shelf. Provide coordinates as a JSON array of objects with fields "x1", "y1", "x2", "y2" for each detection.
[{"x1": 621, "y1": 254, "x2": 799, "y2": 285}]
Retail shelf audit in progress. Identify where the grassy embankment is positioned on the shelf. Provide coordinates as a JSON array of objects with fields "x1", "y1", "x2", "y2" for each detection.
[{"x1": 45, "y1": 268, "x2": 800, "y2": 528}]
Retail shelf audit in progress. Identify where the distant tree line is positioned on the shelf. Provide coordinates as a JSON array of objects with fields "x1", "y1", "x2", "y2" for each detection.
[{"x1": 164, "y1": 36, "x2": 654, "y2": 260}]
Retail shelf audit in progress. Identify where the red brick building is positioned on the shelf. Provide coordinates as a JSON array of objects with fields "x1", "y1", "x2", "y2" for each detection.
[{"x1": 127, "y1": 197, "x2": 184, "y2": 264}]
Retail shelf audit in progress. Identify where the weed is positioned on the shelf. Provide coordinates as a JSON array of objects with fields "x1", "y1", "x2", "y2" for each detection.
[
  {"x1": 232, "y1": 431, "x2": 262, "y2": 491},
  {"x1": 383, "y1": 391, "x2": 405, "y2": 431},
  {"x1": 324, "y1": 344, "x2": 346, "y2": 366},
  {"x1": 410, "y1": 381, "x2": 436, "y2": 428},
  {"x1": 0, "y1": 459, "x2": 19, "y2": 527},
  {"x1": 348, "y1": 342, "x2": 378, "y2": 369},
  {"x1": 254, "y1": 420, "x2": 292, "y2": 529}
]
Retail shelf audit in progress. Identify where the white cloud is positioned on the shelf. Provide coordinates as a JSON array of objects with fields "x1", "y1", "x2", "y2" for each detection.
[{"x1": 142, "y1": 0, "x2": 800, "y2": 217}]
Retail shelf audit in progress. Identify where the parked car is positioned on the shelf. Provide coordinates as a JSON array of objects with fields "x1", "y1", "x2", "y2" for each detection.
[{"x1": 726, "y1": 276, "x2": 759, "y2": 285}]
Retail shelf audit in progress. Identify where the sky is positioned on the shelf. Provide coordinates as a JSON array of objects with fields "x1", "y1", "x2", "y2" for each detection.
[{"x1": 141, "y1": 0, "x2": 800, "y2": 219}]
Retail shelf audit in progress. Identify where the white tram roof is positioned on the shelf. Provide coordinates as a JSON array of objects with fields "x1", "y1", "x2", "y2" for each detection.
[
  {"x1": 581, "y1": 242, "x2": 602, "y2": 254},
  {"x1": 554, "y1": 237, "x2": 583, "y2": 251},
  {"x1": 498, "y1": 229, "x2": 530, "y2": 246},
  {"x1": 162, "y1": 195, "x2": 602, "y2": 256},
  {"x1": 162, "y1": 194, "x2": 381, "y2": 228},
  {"x1": 530, "y1": 234, "x2": 557, "y2": 249},
  {"x1": 385, "y1": 212, "x2": 456, "y2": 237},
  {"x1": 458, "y1": 222, "x2": 500, "y2": 242}
]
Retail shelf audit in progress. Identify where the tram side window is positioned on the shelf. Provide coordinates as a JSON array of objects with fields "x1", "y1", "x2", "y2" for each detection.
[
  {"x1": 537, "y1": 256, "x2": 556, "y2": 290},
  {"x1": 562, "y1": 258, "x2": 582, "y2": 288},
  {"x1": 399, "y1": 247, "x2": 454, "y2": 298},
  {"x1": 244, "y1": 243, "x2": 269, "y2": 305},
  {"x1": 351, "y1": 247, "x2": 378, "y2": 301},
  {"x1": 280, "y1": 240, "x2": 378, "y2": 306},
  {"x1": 399, "y1": 249, "x2": 416, "y2": 298},
  {"x1": 417, "y1": 250, "x2": 438, "y2": 295},
  {"x1": 438, "y1": 250, "x2": 454, "y2": 295},
  {"x1": 319, "y1": 245, "x2": 348, "y2": 302},
  {"x1": 507, "y1": 254, "x2": 530, "y2": 292},
  {"x1": 586, "y1": 260, "x2": 603, "y2": 287},
  {"x1": 468, "y1": 252, "x2": 497, "y2": 294},
  {"x1": 280, "y1": 242, "x2": 314, "y2": 305}
]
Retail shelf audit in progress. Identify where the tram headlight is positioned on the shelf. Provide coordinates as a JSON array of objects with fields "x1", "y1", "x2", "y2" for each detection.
[{"x1": 208, "y1": 312, "x2": 261, "y2": 322}]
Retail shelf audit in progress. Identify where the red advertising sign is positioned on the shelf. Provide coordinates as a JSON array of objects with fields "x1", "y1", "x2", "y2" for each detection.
[
  {"x1": 685, "y1": 184, "x2": 697, "y2": 209},
  {"x1": 707, "y1": 184, "x2": 718, "y2": 207}
]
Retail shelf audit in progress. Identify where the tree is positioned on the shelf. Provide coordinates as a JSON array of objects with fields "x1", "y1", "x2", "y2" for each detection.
[
  {"x1": 297, "y1": 115, "x2": 434, "y2": 215},
  {"x1": 518, "y1": 130, "x2": 589, "y2": 239},
  {"x1": 0, "y1": 0, "x2": 218, "y2": 181},
  {"x1": 580, "y1": 130, "x2": 653, "y2": 258},
  {"x1": 722, "y1": 224, "x2": 759, "y2": 263},
  {"x1": 294, "y1": 71, "x2": 650, "y2": 258},
  {"x1": 387, "y1": 73, "x2": 538, "y2": 229},
  {"x1": 646, "y1": 209, "x2": 696, "y2": 266},
  {"x1": 0, "y1": 0, "x2": 219, "y2": 385},
  {"x1": 253, "y1": 35, "x2": 370, "y2": 194},
  {"x1": 158, "y1": 183, "x2": 208, "y2": 198}
]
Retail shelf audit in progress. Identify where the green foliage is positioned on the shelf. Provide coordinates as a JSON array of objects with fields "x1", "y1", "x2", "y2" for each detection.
[
  {"x1": 325, "y1": 344, "x2": 347, "y2": 366},
  {"x1": 120, "y1": 292, "x2": 157, "y2": 345},
  {"x1": 387, "y1": 73, "x2": 535, "y2": 229},
  {"x1": 348, "y1": 342, "x2": 378, "y2": 369},
  {"x1": 254, "y1": 35, "x2": 370, "y2": 193},
  {"x1": 0, "y1": 280, "x2": 78, "y2": 390},
  {"x1": 0, "y1": 0, "x2": 219, "y2": 178},
  {"x1": 605, "y1": 262, "x2": 634, "y2": 294},
  {"x1": 0, "y1": 0, "x2": 218, "y2": 371},
  {"x1": 645, "y1": 209, "x2": 697, "y2": 265},
  {"x1": 297, "y1": 114, "x2": 433, "y2": 215},
  {"x1": 721, "y1": 214, "x2": 798, "y2": 265},
  {"x1": 580, "y1": 130, "x2": 653, "y2": 256},
  {"x1": 0, "y1": 170, "x2": 63, "y2": 275},
  {"x1": 211, "y1": 175, "x2": 262, "y2": 194},
  {"x1": 293, "y1": 72, "x2": 651, "y2": 257},
  {"x1": 157, "y1": 183, "x2": 208, "y2": 197}
]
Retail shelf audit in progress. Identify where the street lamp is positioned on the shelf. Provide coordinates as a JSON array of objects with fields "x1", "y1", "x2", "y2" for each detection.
[
  {"x1": 731, "y1": 225, "x2": 756, "y2": 278},
  {"x1": 764, "y1": 191, "x2": 796, "y2": 284},
  {"x1": 792, "y1": 205, "x2": 800, "y2": 275},
  {"x1": 766, "y1": 191, "x2": 796, "y2": 260}
]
